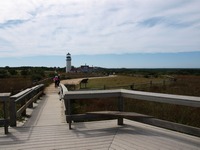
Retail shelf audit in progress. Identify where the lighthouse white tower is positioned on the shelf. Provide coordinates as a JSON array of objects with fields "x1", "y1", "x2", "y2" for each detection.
[{"x1": 66, "y1": 53, "x2": 71, "y2": 73}]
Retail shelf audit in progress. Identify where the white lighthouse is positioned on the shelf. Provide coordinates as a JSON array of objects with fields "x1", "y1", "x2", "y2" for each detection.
[{"x1": 66, "y1": 53, "x2": 71, "y2": 73}]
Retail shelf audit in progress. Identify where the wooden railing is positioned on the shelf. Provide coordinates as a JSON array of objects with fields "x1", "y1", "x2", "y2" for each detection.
[
  {"x1": 0, "y1": 93, "x2": 10, "y2": 134},
  {"x1": 60, "y1": 83, "x2": 200, "y2": 136},
  {"x1": 10, "y1": 84, "x2": 44, "y2": 126},
  {"x1": 95, "y1": 79, "x2": 174, "y2": 90},
  {"x1": 59, "y1": 83, "x2": 68, "y2": 100}
]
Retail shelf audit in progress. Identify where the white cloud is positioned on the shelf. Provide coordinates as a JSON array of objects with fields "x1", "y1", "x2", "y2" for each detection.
[{"x1": 0, "y1": 0, "x2": 200, "y2": 57}]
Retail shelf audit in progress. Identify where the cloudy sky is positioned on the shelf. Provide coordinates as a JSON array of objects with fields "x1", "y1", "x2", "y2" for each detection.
[{"x1": 0, "y1": 0, "x2": 200, "y2": 68}]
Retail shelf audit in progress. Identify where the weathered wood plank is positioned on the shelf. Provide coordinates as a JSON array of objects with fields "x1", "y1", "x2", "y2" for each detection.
[
  {"x1": 64, "y1": 89, "x2": 121, "y2": 99},
  {"x1": 65, "y1": 89, "x2": 200, "y2": 107},
  {"x1": 87, "y1": 111, "x2": 152, "y2": 118},
  {"x1": 0, "y1": 93, "x2": 11, "y2": 99},
  {"x1": 121, "y1": 89, "x2": 200, "y2": 107}
]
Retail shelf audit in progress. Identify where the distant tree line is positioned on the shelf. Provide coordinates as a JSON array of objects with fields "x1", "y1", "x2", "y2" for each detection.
[
  {"x1": 103, "y1": 68, "x2": 200, "y2": 77},
  {"x1": 0, "y1": 66, "x2": 65, "y2": 81},
  {"x1": 1, "y1": 66, "x2": 200, "y2": 81}
]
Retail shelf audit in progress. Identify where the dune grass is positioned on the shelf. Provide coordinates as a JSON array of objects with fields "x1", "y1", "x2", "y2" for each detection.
[{"x1": 86, "y1": 75, "x2": 165, "y2": 90}]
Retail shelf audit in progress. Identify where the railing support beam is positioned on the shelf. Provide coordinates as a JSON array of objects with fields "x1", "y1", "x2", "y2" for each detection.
[
  {"x1": 0, "y1": 93, "x2": 10, "y2": 134},
  {"x1": 10, "y1": 97, "x2": 17, "y2": 127},
  {"x1": 118, "y1": 96, "x2": 124, "y2": 125}
]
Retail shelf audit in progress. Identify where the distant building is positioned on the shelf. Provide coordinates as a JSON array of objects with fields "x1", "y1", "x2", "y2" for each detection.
[
  {"x1": 70, "y1": 64, "x2": 94, "y2": 73},
  {"x1": 66, "y1": 53, "x2": 71, "y2": 73},
  {"x1": 79, "y1": 64, "x2": 94, "y2": 73}
]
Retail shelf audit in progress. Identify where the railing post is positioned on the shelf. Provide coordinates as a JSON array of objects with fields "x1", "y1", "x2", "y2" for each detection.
[
  {"x1": 21, "y1": 96, "x2": 26, "y2": 116},
  {"x1": 10, "y1": 97, "x2": 17, "y2": 126},
  {"x1": 28, "y1": 91, "x2": 33, "y2": 108},
  {"x1": 118, "y1": 95, "x2": 124, "y2": 125},
  {"x1": 0, "y1": 93, "x2": 10, "y2": 134},
  {"x1": 67, "y1": 99, "x2": 72, "y2": 129},
  {"x1": 34, "y1": 87, "x2": 39, "y2": 103},
  {"x1": 3, "y1": 97, "x2": 9, "y2": 134}
]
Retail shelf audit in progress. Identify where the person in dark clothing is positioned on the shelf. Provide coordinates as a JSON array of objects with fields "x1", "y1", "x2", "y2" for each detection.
[{"x1": 53, "y1": 76, "x2": 58, "y2": 87}]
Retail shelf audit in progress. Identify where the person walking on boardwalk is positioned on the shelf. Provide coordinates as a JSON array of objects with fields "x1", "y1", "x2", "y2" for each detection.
[{"x1": 53, "y1": 75, "x2": 59, "y2": 87}]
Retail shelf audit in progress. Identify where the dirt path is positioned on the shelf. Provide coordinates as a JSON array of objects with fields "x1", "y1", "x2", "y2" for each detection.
[
  {"x1": 60, "y1": 78, "x2": 84, "y2": 85},
  {"x1": 60, "y1": 75, "x2": 116, "y2": 85}
]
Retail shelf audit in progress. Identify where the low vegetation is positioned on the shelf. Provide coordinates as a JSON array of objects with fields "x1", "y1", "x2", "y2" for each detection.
[{"x1": 86, "y1": 75, "x2": 166, "y2": 90}]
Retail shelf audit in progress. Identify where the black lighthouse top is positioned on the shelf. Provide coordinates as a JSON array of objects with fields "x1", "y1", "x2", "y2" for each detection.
[{"x1": 66, "y1": 53, "x2": 71, "y2": 61}]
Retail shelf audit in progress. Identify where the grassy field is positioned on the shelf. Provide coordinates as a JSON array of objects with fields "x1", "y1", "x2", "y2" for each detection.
[
  {"x1": 73, "y1": 75, "x2": 200, "y2": 128},
  {"x1": 86, "y1": 75, "x2": 166, "y2": 90},
  {"x1": 0, "y1": 77, "x2": 32, "y2": 94}
]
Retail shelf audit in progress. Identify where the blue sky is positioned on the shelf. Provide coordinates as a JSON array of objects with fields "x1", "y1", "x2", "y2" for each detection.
[
  {"x1": 1, "y1": 52, "x2": 200, "y2": 68},
  {"x1": 0, "y1": 0, "x2": 200, "y2": 68}
]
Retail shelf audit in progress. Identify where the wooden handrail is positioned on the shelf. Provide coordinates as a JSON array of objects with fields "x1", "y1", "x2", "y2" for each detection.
[
  {"x1": 63, "y1": 86, "x2": 200, "y2": 135},
  {"x1": 121, "y1": 89, "x2": 200, "y2": 107},
  {"x1": 10, "y1": 84, "x2": 44, "y2": 126},
  {"x1": 64, "y1": 89, "x2": 200, "y2": 107},
  {"x1": 59, "y1": 84, "x2": 68, "y2": 100}
]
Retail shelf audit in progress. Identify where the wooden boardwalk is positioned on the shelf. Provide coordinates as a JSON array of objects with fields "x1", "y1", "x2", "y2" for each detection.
[{"x1": 0, "y1": 83, "x2": 200, "y2": 150}]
